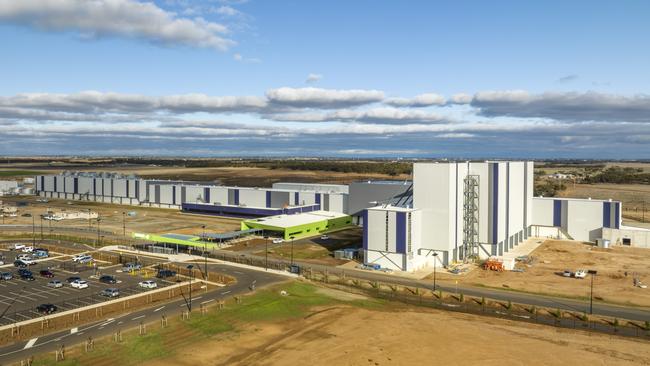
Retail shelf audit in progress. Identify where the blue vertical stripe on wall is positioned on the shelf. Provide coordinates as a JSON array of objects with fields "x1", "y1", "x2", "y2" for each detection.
[
  {"x1": 265, "y1": 191, "x2": 272, "y2": 208},
  {"x1": 553, "y1": 200, "x2": 562, "y2": 227},
  {"x1": 315, "y1": 193, "x2": 321, "y2": 204},
  {"x1": 603, "y1": 202, "x2": 611, "y2": 228},
  {"x1": 295, "y1": 192, "x2": 299, "y2": 205},
  {"x1": 396, "y1": 212, "x2": 407, "y2": 254},
  {"x1": 63, "y1": 177, "x2": 66, "y2": 193},
  {"x1": 53, "y1": 176, "x2": 57, "y2": 192},
  {"x1": 172, "y1": 186, "x2": 176, "y2": 205},
  {"x1": 126, "y1": 181, "x2": 129, "y2": 198},
  {"x1": 204, "y1": 187, "x2": 210, "y2": 203},
  {"x1": 615, "y1": 203, "x2": 620, "y2": 229},
  {"x1": 234, "y1": 189, "x2": 239, "y2": 205},
  {"x1": 362, "y1": 210, "x2": 368, "y2": 250},
  {"x1": 73, "y1": 178, "x2": 78, "y2": 194},
  {"x1": 93, "y1": 179, "x2": 96, "y2": 196},
  {"x1": 492, "y1": 164, "x2": 499, "y2": 244}
]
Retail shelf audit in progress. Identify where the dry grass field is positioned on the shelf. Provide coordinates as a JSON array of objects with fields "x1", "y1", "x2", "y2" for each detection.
[{"x1": 459, "y1": 240, "x2": 650, "y2": 307}]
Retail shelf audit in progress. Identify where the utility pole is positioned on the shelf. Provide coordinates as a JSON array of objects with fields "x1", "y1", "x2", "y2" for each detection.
[
  {"x1": 290, "y1": 236, "x2": 295, "y2": 265},
  {"x1": 122, "y1": 212, "x2": 126, "y2": 236},
  {"x1": 264, "y1": 235, "x2": 269, "y2": 271},
  {"x1": 186, "y1": 264, "x2": 194, "y2": 312},
  {"x1": 32, "y1": 215, "x2": 35, "y2": 246},
  {"x1": 432, "y1": 252, "x2": 439, "y2": 291},
  {"x1": 40, "y1": 216, "x2": 43, "y2": 240},
  {"x1": 88, "y1": 209, "x2": 91, "y2": 231}
]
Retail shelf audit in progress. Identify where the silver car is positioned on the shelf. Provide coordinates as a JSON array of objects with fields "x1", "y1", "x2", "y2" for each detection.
[{"x1": 47, "y1": 280, "x2": 63, "y2": 288}]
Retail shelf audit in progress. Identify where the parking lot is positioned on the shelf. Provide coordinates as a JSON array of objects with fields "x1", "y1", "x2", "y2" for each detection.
[{"x1": 0, "y1": 247, "x2": 179, "y2": 326}]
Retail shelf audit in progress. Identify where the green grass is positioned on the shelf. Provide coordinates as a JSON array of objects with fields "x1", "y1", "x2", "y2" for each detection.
[
  {"x1": 0, "y1": 170, "x2": 44, "y2": 177},
  {"x1": 121, "y1": 332, "x2": 170, "y2": 363}
]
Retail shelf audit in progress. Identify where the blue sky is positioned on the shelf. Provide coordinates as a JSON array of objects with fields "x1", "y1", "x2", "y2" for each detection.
[{"x1": 0, "y1": 0, "x2": 649, "y2": 158}]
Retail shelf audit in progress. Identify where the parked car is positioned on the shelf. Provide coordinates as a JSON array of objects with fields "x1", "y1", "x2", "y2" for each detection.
[
  {"x1": 66, "y1": 276, "x2": 81, "y2": 283},
  {"x1": 0, "y1": 260, "x2": 3, "y2": 266},
  {"x1": 99, "y1": 275, "x2": 117, "y2": 284},
  {"x1": 77, "y1": 255, "x2": 93, "y2": 264},
  {"x1": 71, "y1": 254, "x2": 85, "y2": 262},
  {"x1": 1, "y1": 272, "x2": 13, "y2": 280},
  {"x1": 320, "y1": 235, "x2": 330, "y2": 240},
  {"x1": 33, "y1": 250, "x2": 49, "y2": 258},
  {"x1": 574, "y1": 269, "x2": 587, "y2": 279},
  {"x1": 17, "y1": 268, "x2": 31, "y2": 276},
  {"x1": 16, "y1": 254, "x2": 32, "y2": 261},
  {"x1": 21, "y1": 213, "x2": 32, "y2": 218},
  {"x1": 156, "y1": 269, "x2": 176, "y2": 278},
  {"x1": 34, "y1": 248, "x2": 49, "y2": 253},
  {"x1": 36, "y1": 303, "x2": 57, "y2": 315},
  {"x1": 39, "y1": 270, "x2": 54, "y2": 278},
  {"x1": 70, "y1": 280, "x2": 89, "y2": 289},
  {"x1": 20, "y1": 273, "x2": 35, "y2": 281},
  {"x1": 122, "y1": 263, "x2": 142, "y2": 272},
  {"x1": 21, "y1": 246, "x2": 34, "y2": 253},
  {"x1": 100, "y1": 288, "x2": 120, "y2": 298},
  {"x1": 11, "y1": 244, "x2": 26, "y2": 251},
  {"x1": 13, "y1": 260, "x2": 28, "y2": 268},
  {"x1": 272, "y1": 238, "x2": 284, "y2": 244},
  {"x1": 562, "y1": 270, "x2": 573, "y2": 277},
  {"x1": 47, "y1": 280, "x2": 63, "y2": 288},
  {"x1": 138, "y1": 280, "x2": 157, "y2": 289}
]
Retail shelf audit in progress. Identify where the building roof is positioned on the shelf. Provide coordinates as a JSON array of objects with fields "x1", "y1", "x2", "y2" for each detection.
[{"x1": 245, "y1": 210, "x2": 348, "y2": 228}]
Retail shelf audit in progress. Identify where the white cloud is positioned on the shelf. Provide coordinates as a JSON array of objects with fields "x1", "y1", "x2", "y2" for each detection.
[
  {"x1": 267, "y1": 107, "x2": 448, "y2": 124},
  {"x1": 384, "y1": 93, "x2": 446, "y2": 107},
  {"x1": 450, "y1": 93, "x2": 472, "y2": 104},
  {"x1": 233, "y1": 53, "x2": 261, "y2": 63},
  {"x1": 0, "y1": 0, "x2": 234, "y2": 50},
  {"x1": 215, "y1": 5, "x2": 240, "y2": 16},
  {"x1": 265, "y1": 87, "x2": 384, "y2": 108},
  {"x1": 305, "y1": 73, "x2": 323, "y2": 84}
]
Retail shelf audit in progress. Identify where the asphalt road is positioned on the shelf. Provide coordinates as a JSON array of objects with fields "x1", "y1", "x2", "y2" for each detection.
[
  {"x1": 212, "y1": 250, "x2": 650, "y2": 322},
  {"x1": 0, "y1": 262, "x2": 288, "y2": 365}
]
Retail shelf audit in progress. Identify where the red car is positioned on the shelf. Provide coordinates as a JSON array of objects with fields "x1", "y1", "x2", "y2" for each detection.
[{"x1": 39, "y1": 270, "x2": 54, "y2": 278}]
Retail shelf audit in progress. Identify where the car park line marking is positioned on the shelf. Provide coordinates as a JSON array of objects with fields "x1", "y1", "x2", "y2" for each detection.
[
  {"x1": 153, "y1": 306, "x2": 165, "y2": 312},
  {"x1": 221, "y1": 291, "x2": 231, "y2": 295},
  {"x1": 70, "y1": 327, "x2": 78, "y2": 334},
  {"x1": 131, "y1": 315, "x2": 145, "y2": 321},
  {"x1": 117, "y1": 321, "x2": 123, "y2": 325},
  {"x1": 31, "y1": 292, "x2": 49, "y2": 299},
  {"x1": 23, "y1": 338, "x2": 38, "y2": 349},
  {"x1": 193, "y1": 296, "x2": 202, "y2": 301},
  {"x1": 201, "y1": 299, "x2": 214, "y2": 304},
  {"x1": 16, "y1": 313, "x2": 31, "y2": 320}
]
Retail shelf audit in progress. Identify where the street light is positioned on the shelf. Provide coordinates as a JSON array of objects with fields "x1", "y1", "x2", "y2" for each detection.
[
  {"x1": 186, "y1": 264, "x2": 194, "y2": 312},
  {"x1": 96, "y1": 217, "x2": 101, "y2": 248},
  {"x1": 290, "y1": 236, "x2": 295, "y2": 265},
  {"x1": 122, "y1": 211, "x2": 126, "y2": 237},
  {"x1": 588, "y1": 269, "x2": 597, "y2": 314},
  {"x1": 40, "y1": 216, "x2": 43, "y2": 240},
  {"x1": 32, "y1": 215, "x2": 35, "y2": 246},
  {"x1": 432, "y1": 252, "x2": 439, "y2": 291},
  {"x1": 88, "y1": 209, "x2": 91, "y2": 231},
  {"x1": 263, "y1": 235, "x2": 269, "y2": 271},
  {"x1": 202, "y1": 225, "x2": 207, "y2": 280}
]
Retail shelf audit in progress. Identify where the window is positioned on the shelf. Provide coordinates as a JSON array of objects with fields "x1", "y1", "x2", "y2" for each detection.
[{"x1": 623, "y1": 238, "x2": 631, "y2": 246}]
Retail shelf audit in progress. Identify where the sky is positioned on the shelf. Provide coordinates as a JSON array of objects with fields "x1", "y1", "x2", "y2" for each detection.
[{"x1": 0, "y1": 0, "x2": 649, "y2": 159}]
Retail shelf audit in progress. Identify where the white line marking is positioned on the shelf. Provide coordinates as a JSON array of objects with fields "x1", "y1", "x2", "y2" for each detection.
[
  {"x1": 153, "y1": 306, "x2": 165, "y2": 312},
  {"x1": 131, "y1": 315, "x2": 145, "y2": 321},
  {"x1": 70, "y1": 328, "x2": 78, "y2": 334},
  {"x1": 24, "y1": 338, "x2": 38, "y2": 349},
  {"x1": 201, "y1": 299, "x2": 215, "y2": 304},
  {"x1": 221, "y1": 291, "x2": 231, "y2": 295}
]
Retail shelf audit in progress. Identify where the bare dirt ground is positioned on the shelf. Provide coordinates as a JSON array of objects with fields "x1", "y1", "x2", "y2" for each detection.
[
  {"x1": 458, "y1": 240, "x2": 650, "y2": 307},
  {"x1": 145, "y1": 305, "x2": 650, "y2": 366},
  {"x1": 558, "y1": 183, "x2": 650, "y2": 222},
  {"x1": 0, "y1": 195, "x2": 240, "y2": 236}
]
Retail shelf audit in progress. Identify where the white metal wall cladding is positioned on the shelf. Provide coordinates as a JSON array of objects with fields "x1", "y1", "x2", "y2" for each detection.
[
  {"x1": 566, "y1": 200, "x2": 604, "y2": 242},
  {"x1": 78, "y1": 177, "x2": 93, "y2": 196},
  {"x1": 366, "y1": 209, "x2": 387, "y2": 251},
  {"x1": 113, "y1": 179, "x2": 127, "y2": 197},
  {"x1": 239, "y1": 189, "x2": 266, "y2": 207},
  {"x1": 209, "y1": 187, "x2": 228, "y2": 205},
  {"x1": 158, "y1": 185, "x2": 174, "y2": 205},
  {"x1": 532, "y1": 198, "x2": 555, "y2": 226},
  {"x1": 184, "y1": 186, "x2": 205, "y2": 203}
]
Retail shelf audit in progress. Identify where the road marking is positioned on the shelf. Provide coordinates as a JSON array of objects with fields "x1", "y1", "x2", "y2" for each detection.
[
  {"x1": 201, "y1": 299, "x2": 215, "y2": 304},
  {"x1": 70, "y1": 327, "x2": 78, "y2": 334},
  {"x1": 153, "y1": 306, "x2": 165, "y2": 312},
  {"x1": 193, "y1": 296, "x2": 202, "y2": 301},
  {"x1": 24, "y1": 338, "x2": 38, "y2": 349},
  {"x1": 234, "y1": 271, "x2": 243, "y2": 274},
  {"x1": 131, "y1": 315, "x2": 145, "y2": 321},
  {"x1": 117, "y1": 321, "x2": 123, "y2": 325},
  {"x1": 221, "y1": 291, "x2": 231, "y2": 295}
]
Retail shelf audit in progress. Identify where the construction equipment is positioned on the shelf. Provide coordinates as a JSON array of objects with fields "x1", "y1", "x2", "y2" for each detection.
[{"x1": 483, "y1": 259, "x2": 505, "y2": 272}]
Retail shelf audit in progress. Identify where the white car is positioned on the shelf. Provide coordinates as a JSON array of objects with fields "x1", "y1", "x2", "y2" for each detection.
[
  {"x1": 272, "y1": 238, "x2": 284, "y2": 244},
  {"x1": 12, "y1": 244, "x2": 26, "y2": 251},
  {"x1": 138, "y1": 280, "x2": 158, "y2": 289},
  {"x1": 17, "y1": 254, "x2": 32, "y2": 261},
  {"x1": 22, "y1": 246, "x2": 34, "y2": 253},
  {"x1": 20, "y1": 258, "x2": 36, "y2": 266},
  {"x1": 72, "y1": 254, "x2": 92, "y2": 263},
  {"x1": 320, "y1": 235, "x2": 330, "y2": 240},
  {"x1": 574, "y1": 269, "x2": 587, "y2": 279},
  {"x1": 70, "y1": 280, "x2": 89, "y2": 289}
]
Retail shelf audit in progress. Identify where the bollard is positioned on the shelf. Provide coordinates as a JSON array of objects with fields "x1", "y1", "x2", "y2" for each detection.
[
  {"x1": 161, "y1": 314, "x2": 168, "y2": 328},
  {"x1": 139, "y1": 321, "x2": 146, "y2": 335}
]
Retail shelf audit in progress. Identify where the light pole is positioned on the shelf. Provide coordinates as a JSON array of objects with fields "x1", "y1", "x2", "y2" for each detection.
[
  {"x1": 202, "y1": 225, "x2": 207, "y2": 280},
  {"x1": 264, "y1": 235, "x2": 269, "y2": 271},
  {"x1": 290, "y1": 236, "x2": 295, "y2": 265},
  {"x1": 122, "y1": 211, "x2": 126, "y2": 237},
  {"x1": 588, "y1": 269, "x2": 597, "y2": 314},
  {"x1": 96, "y1": 217, "x2": 101, "y2": 248},
  {"x1": 186, "y1": 264, "x2": 194, "y2": 312},
  {"x1": 88, "y1": 209, "x2": 91, "y2": 231},
  {"x1": 432, "y1": 252, "x2": 439, "y2": 291},
  {"x1": 32, "y1": 215, "x2": 35, "y2": 246},
  {"x1": 40, "y1": 216, "x2": 43, "y2": 240}
]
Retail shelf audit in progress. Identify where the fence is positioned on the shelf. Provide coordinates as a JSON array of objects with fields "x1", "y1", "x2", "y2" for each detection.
[{"x1": 304, "y1": 268, "x2": 650, "y2": 340}]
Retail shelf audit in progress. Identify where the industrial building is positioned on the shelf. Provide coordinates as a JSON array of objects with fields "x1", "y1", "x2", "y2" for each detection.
[{"x1": 34, "y1": 162, "x2": 645, "y2": 273}]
